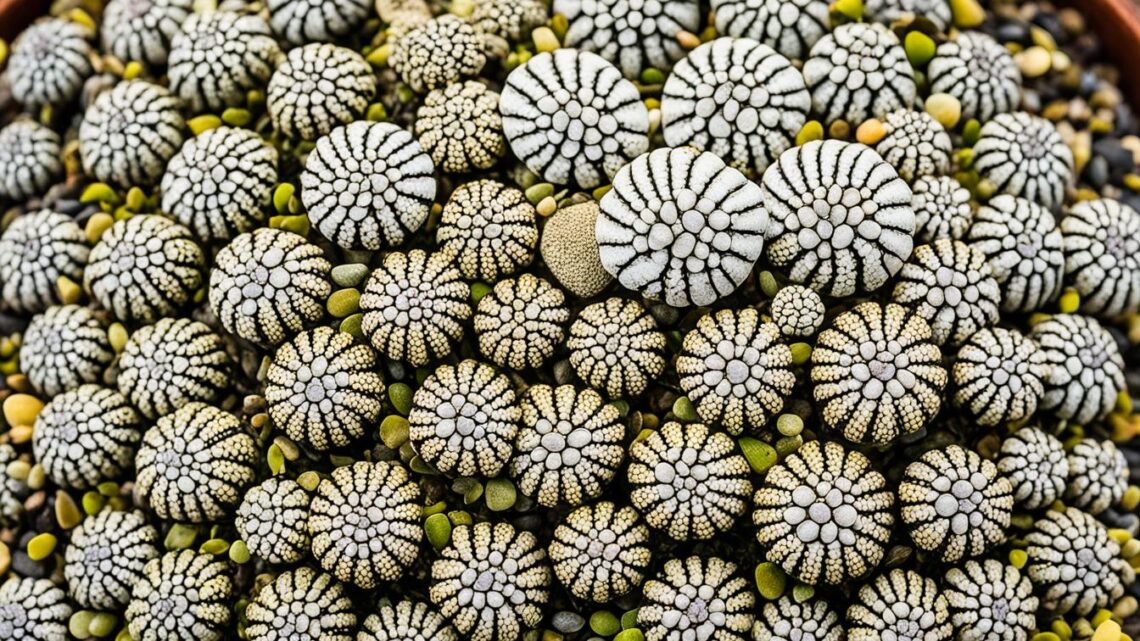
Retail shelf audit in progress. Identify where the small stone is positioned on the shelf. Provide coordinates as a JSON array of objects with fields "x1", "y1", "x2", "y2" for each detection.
[
  {"x1": 1010, "y1": 548, "x2": 1028, "y2": 568},
  {"x1": 3, "y1": 394, "x2": 43, "y2": 426},
  {"x1": 85, "y1": 213, "x2": 115, "y2": 245},
  {"x1": 485, "y1": 477, "x2": 517, "y2": 512},
  {"x1": 70, "y1": 611, "x2": 95, "y2": 639},
  {"x1": 949, "y1": 0, "x2": 985, "y2": 28},
  {"x1": 326, "y1": 288, "x2": 361, "y2": 318},
  {"x1": 0, "y1": 541, "x2": 8, "y2": 576},
  {"x1": 1018, "y1": 46, "x2": 1052, "y2": 78},
  {"x1": 107, "y1": 323, "x2": 128, "y2": 353},
  {"x1": 380, "y1": 415, "x2": 410, "y2": 449},
  {"x1": 1091, "y1": 620, "x2": 1120, "y2": 641},
  {"x1": 925, "y1": 93, "x2": 962, "y2": 130},
  {"x1": 187, "y1": 115, "x2": 223, "y2": 135},
  {"x1": 790, "y1": 343, "x2": 813, "y2": 365},
  {"x1": 267, "y1": 443, "x2": 285, "y2": 475},
  {"x1": 776, "y1": 414, "x2": 804, "y2": 437},
  {"x1": 164, "y1": 523, "x2": 198, "y2": 550},
  {"x1": 389, "y1": 383, "x2": 413, "y2": 416},
  {"x1": 425, "y1": 512, "x2": 452, "y2": 549},
  {"x1": 831, "y1": 0, "x2": 864, "y2": 21},
  {"x1": 905, "y1": 31, "x2": 936, "y2": 67},
  {"x1": 676, "y1": 31, "x2": 701, "y2": 50},
  {"x1": 533, "y1": 27, "x2": 560, "y2": 53},
  {"x1": 537, "y1": 197, "x2": 558, "y2": 217},
  {"x1": 82, "y1": 492, "x2": 104, "y2": 516},
  {"x1": 856, "y1": 119, "x2": 888, "y2": 145},
  {"x1": 553, "y1": 611, "x2": 585, "y2": 634},
  {"x1": 54, "y1": 490, "x2": 81, "y2": 530},
  {"x1": 672, "y1": 397, "x2": 699, "y2": 422},
  {"x1": 27, "y1": 532, "x2": 57, "y2": 561},
  {"x1": 229, "y1": 540, "x2": 250, "y2": 564},
  {"x1": 296, "y1": 471, "x2": 320, "y2": 491},
  {"x1": 273, "y1": 183, "x2": 295, "y2": 214},
  {"x1": 525, "y1": 182, "x2": 555, "y2": 204},
  {"x1": 755, "y1": 562, "x2": 787, "y2": 600},
  {"x1": 591, "y1": 611, "x2": 622, "y2": 637},
  {"x1": 199, "y1": 538, "x2": 229, "y2": 555},
  {"x1": 796, "y1": 121, "x2": 824, "y2": 145},
  {"x1": 615, "y1": 630, "x2": 646, "y2": 641},
  {"x1": 26, "y1": 464, "x2": 44, "y2": 489},
  {"x1": 57, "y1": 275, "x2": 82, "y2": 305},
  {"x1": 1059, "y1": 288, "x2": 1080, "y2": 314},
  {"x1": 331, "y1": 264, "x2": 369, "y2": 288},
  {"x1": 739, "y1": 437, "x2": 778, "y2": 474}
]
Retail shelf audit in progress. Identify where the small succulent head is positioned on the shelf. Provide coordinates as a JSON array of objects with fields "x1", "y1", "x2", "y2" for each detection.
[
  {"x1": 265, "y1": 326, "x2": 385, "y2": 451},
  {"x1": 864, "y1": 0, "x2": 953, "y2": 31},
  {"x1": 548, "y1": 501, "x2": 652, "y2": 603},
  {"x1": 893, "y1": 239, "x2": 1002, "y2": 346},
  {"x1": 267, "y1": 0, "x2": 372, "y2": 46},
  {"x1": 33, "y1": 384, "x2": 142, "y2": 489},
  {"x1": 1060, "y1": 198, "x2": 1140, "y2": 317},
  {"x1": 911, "y1": 175, "x2": 973, "y2": 244},
  {"x1": 101, "y1": 0, "x2": 193, "y2": 67},
  {"x1": 0, "y1": 577, "x2": 72, "y2": 641},
  {"x1": 540, "y1": 201, "x2": 613, "y2": 299},
  {"x1": 500, "y1": 49, "x2": 649, "y2": 188},
  {"x1": 134, "y1": 402, "x2": 259, "y2": 522},
  {"x1": 358, "y1": 600, "x2": 458, "y2": 641},
  {"x1": 8, "y1": 18, "x2": 94, "y2": 109},
  {"x1": 952, "y1": 327, "x2": 1048, "y2": 426},
  {"x1": 973, "y1": 112, "x2": 1073, "y2": 210},
  {"x1": 78, "y1": 80, "x2": 185, "y2": 188},
  {"x1": 429, "y1": 521, "x2": 551, "y2": 641},
  {"x1": 753, "y1": 595, "x2": 843, "y2": 641},
  {"x1": 437, "y1": 180, "x2": 537, "y2": 281},
  {"x1": 0, "y1": 445, "x2": 25, "y2": 527},
  {"x1": 597, "y1": 147, "x2": 767, "y2": 307},
  {"x1": 802, "y1": 23, "x2": 916, "y2": 123},
  {"x1": 567, "y1": 297, "x2": 667, "y2": 398},
  {"x1": 874, "y1": 109, "x2": 953, "y2": 183},
  {"x1": 308, "y1": 461, "x2": 423, "y2": 588},
  {"x1": 267, "y1": 44, "x2": 376, "y2": 141},
  {"x1": 469, "y1": 0, "x2": 548, "y2": 42},
  {"x1": 20, "y1": 305, "x2": 112, "y2": 397},
  {"x1": 64, "y1": 509, "x2": 160, "y2": 611},
  {"x1": 967, "y1": 195, "x2": 1064, "y2": 313},
  {"x1": 0, "y1": 121, "x2": 63, "y2": 203},
  {"x1": 554, "y1": 0, "x2": 701, "y2": 79},
  {"x1": 359, "y1": 249, "x2": 472, "y2": 367},
  {"x1": 899, "y1": 444, "x2": 1013, "y2": 563},
  {"x1": 770, "y1": 285, "x2": 826, "y2": 338},
  {"x1": 627, "y1": 421, "x2": 753, "y2": 541},
  {"x1": 408, "y1": 359, "x2": 521, "y2": 478},
  {"x1": 415, "y1": 81, "x2": 506, "y2": 173},
  {"x1": 1029, "y1": 313, "x2": 1125, "y2": 425},
  {"x1": 475, "y1": 274, "x2": 570, "y2": 370},
  {"x1": 1025, "y1": 506, "x2": 1134, "y2": 616},
  {"x1": 390, "y1": 15, "x2": 487, "y2": 94},
  {"x1": 85, "y1": 214, "x2": 205, "y2": 325},
  {"x1": 753, "y1": 440, "x2": 894, "y2": 585},
  {"x1": 1065, "y1": 437, "x2": 1128, "y2": 515},
  {"x1": 762, "y1": 140, "x2": 915, "y2": 298},
  {"x1": 125, "y1": 550, "x2": 233, "y2": 641},
  {"x1": 928, "y1": 31, "x2": 1021, "y2": 122},
  {"x1": 811, "y1": 302, "x2": 946, "y2": 444},
  {"x1": 846, "y1": 569, "x2": 953, "y2": 641},
  {"x1": 168, "y1": 12, "x2": 282, "y2": 113},
  {"x1": 0, "y1": 210, "x2": 89, "y2": 315},
  {"x1": 235, "y1": 476, "x2": 312, "y2": 565},
  {"x1": 117, "y1": 317, "x2": 232, "y2": 420},
  {"x1": 943, "y1": 560, "x2": 1038, "y2": 641},
  {"x1": 244, "y1": 567, "x2": 357, "y2": 641},
  {"x1": 711, "y1": 0, "x2": 831, "y2": 60},
  {"x1": 997, "y1": 425, "x2": 1069, "y2": 510},
  {"x1": 637, "y1": 555, "x2": 755, "y2": 641}
]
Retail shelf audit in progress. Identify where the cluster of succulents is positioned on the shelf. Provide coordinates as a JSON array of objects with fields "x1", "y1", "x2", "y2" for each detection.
[{"x1": 2, "y1": 2, "x2": 1140, "y2": 641}]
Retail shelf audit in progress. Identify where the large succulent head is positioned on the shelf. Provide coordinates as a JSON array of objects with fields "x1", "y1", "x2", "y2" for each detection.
[
  {"x1": 548, "y1": 501, "x2": 652, "y2": 603},
  {"x1": 101, "y1": 0, "x2": 192, "y2": 66},
  {"x1": 244, "y1": 567, "x2": 357, "y2": 641},
  {"x1": 415, "y1": 81, "x2": 506, "y2": 174},
  {"x1": 944, "y1": 560, "x2": 1038, "y2": 641},
  {"x1": 637, "y1": 555, "x2": 755, "y2": 641},
  {"x1": 0, "y1": 210, "x2": 89, "y2": 315},
  {"x1": 117, "y1": 317, "x2": 233, "y2": 420},
  {"x1": 475, "y1": 274, "x2": 570, "y2": 370},
  {"x1": 78, "y1": 80, "x2": 185, "y2": 188},
  {"x1": 928, "y1": 31, "x2": 1021, "y2": 122},
  {"x1": 846, "y1": 569, "x2": 953, "y2": 641},
  {"x1": 8, "y1": 18, "x2": 94, "y2": 109},
  {"x1": 967, "y1": 194, "x2": 1064, "y2": 313},
  {"x1": 20, "y1": 305, "x2": 112, "y2": 397},
  {"x1": 892, "y1": 239, "x2": 1001, "y2": 347},
  {"x1": 168, "y1": 12, "x2": 282, "y2": 113},
  {"x1": 33, "y1": 384, "x2": 142, "y2": 489},
  {"x1": 951, "y1": 327, "x2": 1048, "y2": 426},
  {"x1": 0, "y1": 121, "x2": 63, "y2": 203},
  {"x1": 1065, "y1": 438, "x2": 1129, "y2": 515},
  {"x1": 753, "y1": 595, "x2": 843, "y2": 641},
  {"x1": 0, "y1": 577, "x2": 72, "y2": 641},
  {"x1": 236, "y1": 476, "x2": 312, "y2": 565},
  {"x1": 972, "y1": 112, "x2": 1073, "y2": 210},
  {"x1": 267, "y1": 0, "x2": 372, "y2": 45},
  {"x1": 125, "y1": 551, "x2": 233, "y2": 641},
  {"x1": 438, "y1": 180, "x2": 537, "y2": 281},
  {"x1": 1029, "y1": 313, "x2": 1125, "y2": 425},
  {"x1": 390, "y1": 15, "x2": 487, "y2": 93},
  {"x1": 267, "y1": 43, "x2": 376, "y2": 141},
  {"x1": 711, "y1": 0, "x2": 831, "y2": 60},
  {"x1": 567, "y1": 297, "x2": 667, "y2": 398},
  {"x1": 555, "y1": 0, "x2": 700, "y2": 79},
  {"x1": 1061, "y1": 198, "x2": 1140, "y2": 317},
  {"x1": 802, "y1": 23, "x2": 916, "y2": 123},
  {"x1": 997, "y1": 425, "x2": 1068, "y2": 510},
  {"x1": 64, "y1": 509, "x2": 159, "y2": 611}
]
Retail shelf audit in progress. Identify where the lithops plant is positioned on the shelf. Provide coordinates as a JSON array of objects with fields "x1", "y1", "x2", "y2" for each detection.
[
  {"x1": 952, "y1": 327, "x2": 1048, "y2": 427},
  {"x1": 101, "y1": 0, "x2": 192, "y2": 67},
  {"x1": 637, "y1": 555, "x2": 755, "y2": 641},
  {"x1": 167, "y1": 12, "x2": 282, "y2": 113},
  {"x1": 390, "y1": 15, "x2": 487, "y2": 94},
  {"x1": 78, "y1": 80, "x2": 185, "y2": 188},
  {"x1": 0, "y1": 577, "x2": 72, "y2": 641},
  {"x1": 357, "y1": 600, "x2": 458, "y2": 641},
  {"x1": 1029, "y1": 313, "x2": 1125, "y2": 425},
  {"x1": 474, "y1": 274, "x2": 570, "y2": 371},
  {"x1": 555, "y1": 0, "x2": 700, "y2": 79},
  {"x1": 244, "y1": 568, "x2": 357, "y2": 641},
  {"x1": 802, "y1": 23, "x2": 917, "y2": 124},
  {"x1": 873, "y1": 109, "x2": 953, "y2": 183},
  {"x1": 0, "y1": 210, "x2": 89, "y2": 315},
  {"x1": 235, "y1": 477, "x2": 312, "y2": 565},
  {"x1": 19, "y1": 305, "x2": 112, "y2": 397},
  {"x1": 125, "y1": 551, "x2": 233, "y2": 641},
  {"x1": 710, "y1": 0, "x2": 831, "y2": 60},
  {"x1": 943, "y1": 560, "x2": 1038, "y2": 641},
  {"x1": 117, "y1": 317, "x2": 231, "y2": 419},
  {"x1": 1065, "y1": 438, "x2": 1129, "y2": 515},
  {"x1": 911, "y1": 175, "x2": 973, "y2": 243},
  {"x1": 928, "y1": 31, "x2": 1021, "y2": 123},
  {"x1": 846, "y1": 569, "x2": 953, "y2": 641},
  {"x1": 1061, "y1": 198, "x2": 1140, "y2": 317},
  {"x1": 8, "y1": 18, "x2": 93, "y2": 109},
  {"x1": 997, "y1": 426, "x2": 1069, "y2": 510},
  {"x1": 566, "y1": 297, "x2": 667, "y2": 398},
  {"x1": 540, "y1": 201, "x2": 613, "y2": 298},
  {"x1": 267, "y1": 44, "x2": 376, "y2": 142},
  {"x1": 548, "y1": 502, "x2": 652, "y2": 603},
  {"x1": 64, "y1": 510, "x2": 159, "y2": 611},
  {"x1": 267, "y1": 0, "x2": 372, "y2": 45},
  {"x1": 1025, "y1": 507, "x2": 1134, "y2": 616},
  {"x1": 415, "y1": 81, "x2": 506, "y2": 173},
  {"x1": 753, "y1": 596, "x2": 844, "y2": 641},
  {"x1": 967, "y1": 195, "x2": 1064, "y2": 313},
  {"x1": 437, "y1": 180, "x2": 537, "y2": 281},
  {"x1": 0, "y1": 121, "x2": 63, "y2": 203},
  {"x1": 864, "y1": 0, "x2": 952, "y2": 30},
  {"x1": 892, "y1": 239, "x2": 1002, "y2": 347},
  {"x1": 972, "y1": 112, "x2": 1074, "y2": 210},
  {"x1": 32, "y1": 385, "x2": 142, "y2": 489}
]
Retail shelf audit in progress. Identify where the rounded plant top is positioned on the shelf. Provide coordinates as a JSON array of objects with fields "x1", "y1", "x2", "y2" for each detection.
[
  {"x1": 500, "y1": 49, "x2": 649, "y2": 188},
  {"x1": 416, "y1": 81, "x2": 506, "y2": 173},
  {"x1": 358, "y1": 600, "x2": 458, "y2": 641},
  {"x1": 761, "y1": 140, "x2": 915, "y2": 297},
  {"x1": 952, "y1": 327, "x2": 1047, "y2": 426},
  {"x1": 753, "y1": 596, "x2": 843, "y2": 641},
  {"x1": 390, "y1": 15, "x2": 487, "y2": 93},
  {"x1": 135, "y1": 402, "x2": 258, "y2": 522},
  {"x1": 847, "y1": 569, "x2": 953, "y2": 641},
  {"x1": 1061, "y1": 198, "x2": 1140, "y2": 317},
  {"x1": 0, "y1": 121, "x2": 62, "y2": 202},
  {"x1": 119, "y1": 317, "x2": 231, "y2": 420},
  {"x1": 309, "y1": 461, "x2": 422, "y2": 588},
  {"x1": 567, "y1": 297, "x2": 667, "y2": 398},
  {"x1": 597, "y1": 147, "x2": 767, "y2": 307},
  {"x1": 802, "y1": 23, "x2": 916, "y2": 124},
  {"x1": 20, "y1": 305, "x2": 112, "y2": 397},
  {"x1": 899, "y1": 444, "x2": 1013, "y2": 563},
  {"x1": 267, "y1": 44, "x2": 376, "y2": 141},
  {"x1": 9, "y1": 18, "x2": 93, "y2": 109},
  {"x1": 33, "y1": 384, "x2": 142, "y2": 489},
  {"x1": 711, "y1": 0, "x2": 830, "y2": 60},
  {"x1": 409, "y1": 360, "x2": 520, "y2": 477},
  {"x1": 627, "y1": 421, "x2": 752, "y2": 541},
  {"x1": 771, "y1": 284, "x2": 826, "y2": 338},
  {"x1": 541, "y1": 201, "x2": 613, "y2": 298},
  {"x1": 967, "y1": 194, "x2": 1063, "y2": 313},
  {"x1": 511, "y1": 384, "x2": 625, "y2": 507},
  {"x1": 997, "y1": 426, "x2": 1068, "y2": 510},
  {"x1": 265, "y1": 326, "x2": 384, "y2": 451},
  {"x1": 245, "y1": 567, "x2": 357, "y2": 641},
  {"x1": 85, "y1": 214, "x2": 205, "y2": 325},
  {"x1": 0, "y1": 445, "x2": 24, "y2": 527},
  {"x1": 676, "y1": 308, "x2": 795, "y2": 435},
  {"x1": 1029, "y1": 313, "x2": 1125, "y2": 425},
  {"x1": 267, "y1": 0, "x2": 371, "y2": 45},
  {"x1": 944, "y1": 560, "x2": 1037, "y2": 641},
  {"x1": 549, "y1": 501, "x2": 652, "y2": 603},
  {"x1": 359, "y1": 249, "x2": 471, "y2": 367},
  {"x1": 209, "y1": 228, "x2": 333, "y2": 346},
  {"x1": 438, "y1": 180, "x2": 537, "y2": 281},
  {"x1": 64, "y1": 509, "x2": 159, "y2": 611},
  {"x1": 79, "y1": 80, "x2": 185, "y2": 188},
  {"x1": 160, "y1": 126, "x2": 278, "y2": 244},
  {"x1": 662, "y1": 37, "x2": 810, "y2": 176},
  {"x1": 0, "y1": 209, "x2": 88, "y2": 315},
  {"x1": 168, "y1": 12, "x2": 282, "y2": 113},
  {"x1": 811, "y1": 302, "x2": 946, "y2": 444},
  {"x1": 911, "y1": 175, "x2": 972, "y2": 244},
  {"x1": 973, "y1": 112, "x2": 1073, "y2": 210},
  {"x1": 864, "y1": 0, "x2": 952, "y2": 30},
  {"x1": 101, "y1": 0, "x2": 191, "y2": 66},
  {"x1": 875, "y1": 110, "x2": 953, "y2": 183},
  {"x1": 640, "y1": 558, "x2": 754, "y2": 641},
  {"x1": 470, "y1": 0, "x2": 547, "y2": 42},
  {"x1": 1065, "y1": 438, "x2": 1128, "y2": 515},
  {"x1": 235, "y1": 477, "x2": 312, "y2": 565},
  {"x1": 928, "y1": 31, "x2": 1021, "y2": 123},
  {"x1": 430, "y1": 522, "x2": 551, "y2": 641},
  {"x1": 126, "y1": 551, "x2": 233, "y2": 641},
  {"x1": 0, "y1": 577, "x2": 72, "y2": 641},
  {"x1": 753, "y1": 440, "x2": 894, "y2": 586},
  {"x1": 556, "y1": 0, "x2": 699, "y2": 79},
  {"x1": 892, "y1": 239, "x2": 1001, "y2": 346},
  {"x1": 301, "y1": 121, "x2": 435, "y2": 251},
  {"x1": 475, "y1": 274, "x2": 570, "y2": 370},
  {"x1": 1025, "y1": 506, "x2": 1134, "y2": 616}
]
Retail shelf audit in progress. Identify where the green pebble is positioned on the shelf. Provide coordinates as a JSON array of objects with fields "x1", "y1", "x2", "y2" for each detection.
[
  {"x1": 199, "y1": 538, "x2": 229, "y2": 555},
  {"x1": 273, "y1": 184, "x2": 295, "y2": 215},
  {"x1": 776, "y1": 435, "x2": 803, "y2": 457},
  {"x1": 88, "y1": 613, "x2": 118, "y2": 638},
  {"x1": 297, "y1": 471, "x2": 321, "y2": 491},
  {"x1": 1009, "y1": 548, "x2": 1028, "y2": 569},
  {"x1": 672, "y1": 397, "x2": 699, "y2": 422},
  {"x1": 792, "y1": 583, "x2": 815, "y2": 603},
  {"x1": 423, "y1": 500, "x2": 447, "y2": 517},
  {"x1": 267, "y1": 444, "x2": 285, "y2": 475},
  {"x1": 962, "y1": 119, "x2": 982, "y2": 146},
  {"x1": 485, "y1": 477, "x2": 517, "y2": 512},
  {"x1": 332, "y1": 264, "x2": 369, "y2": 288},
  {"x1": 366, "y1": 103, "x2": 387, "y2": 122},
  {"x1": 327, "y1": 288, "x2": 361, "y2": 318},
  {"x1": 279, "y1": 214, "x2": 310, "y2": 237},
  {"x1": 463, "y1": 481, "x2": 484, "y2": 505},
  {"x1": 389, "y1": 383, "x2": 414, "y2": 416},
  {"x1": 611, "y1": 400, "x2": 630, "y2": 417},
  {"x1": 776, "y1": 414, "x2": 803, "y2": 437},
  {"x1": 425, "y1": 513, "x2": 452, "y2": 549},
  {"x1": 790, "y1": 343, "x2": 812, "y2": 365},
  {"x1": 70, "y1": 611, "x2": 95, "y2": 639},
  {"x1": 125, "y1": 187, "x2": 147, "y2": 212},
  {"x1": 221, "y1": 107, "x2": 252, "y2": 127},
  {"x1": 590, "y1": 611, "x2": 621, "y2": 637},
  {"x1": 1031, "y1": 634, "x2": 1062, "y2": 641},
  {"x1": 165, "y1": 524, "x2": 198, "y2": 550},
  {"x1": 621, "y1": 609, "x2": 639, "y2": 630},
  {"x1": 82, "y1": 491, "x2": 105, "y2": 516},
  {"x1": 525, "y1": 183, "x2": 555, "y2": 205},
  {"x1": 831, "y1": 0, "x2": 864, "y2": 20},
  {"x1": 615, "y1": 629, "x2": 645, "y2": 641},
  {"x1": 739, "y1": 437, "x2": 778, "y2": 474},
  {"x1": 27, "y1": 533, "x2": 57, "y2": 561},
  {"x1": 229, "y1": 540, "x2": 251, "y2": 564},
  {"x1": 339, "y1": 313, "x2": 364, "y2": 339},
  {"x1": 187, "y1": 115, "x2": 223, "y2": 135},
  {"x1": 80, "y1": 182, "x2": 119, "y2": 205},
  {"x1": 640, "y1": 68, "x2": 665, "y2": 85},
  {"x1": 409, "y1": 455, "x2": 437, "y2": 475},
  {"x1": 471, "y1": 282, "x2": 493, "y2": 304},
  {"x1": 448, "y1": 510, "x2": 473, "y2": 526},
  {"x1": 759, "y1": 271, "x2": 780, "y2": 298},
  {"x1": 380, "y1": 415, "x2": 410, "y2": 449},
  {"x1": 904, "y1": 31, "x2": 936, "y2": 67},
  {"x1": 108, "y1": 323, "x2": 129, "y2": 353},
  {"x1": 592, "y1": 185, "x2": 612, "y2": 200},
  {"x1": 116, "y1": 627, "x2": 133, "y2": 641},
  {"x1": 755, "y1": 562, "x2": 787, "y2": 600}
]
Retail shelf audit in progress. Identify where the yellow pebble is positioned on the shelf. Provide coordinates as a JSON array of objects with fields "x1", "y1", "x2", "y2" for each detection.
[
  {"x1": 57, "y1": 276, "x2": 82, "y2": 305},
  {"x1": 1123, "y1": 486, "x2": 1140, "y2": 511},
  {"x1": 27, "y1": 533, "x2": 57, "y2": 561},
  {"x1": 536, "y1": 197, "x2": 558, "y2": 217},
  {"x1": 3, "y1": 394, "x2": 44, "y2": 427},
  {"x1": 925, "y1": 93, "x2": 962, "y2": 130},
  {"x1": 949, "y1": 0, "x2": 985, "y2": 28},
  {"x1": 84, "y1": 213, "x2": 115, "y2": 245},
  {"x1": 122, "y1": 61, "x2": 144, "y2": 80},
  {"x1": 676, "y1": 31, "x2": 701, "y2": 50},
  {"x1": 855, "y1": 119, "x2": 888, "y2": 146},
  {"x1": 796, "y1": 121, "x2": 825, "y2": 145},
  {"x1": 1017, "y1": 46, "x2": 1052, "y2": 78},
  {"x1": 533, "y1": 27, "x2": 560, "y2": 53},
  {"x1": 1059, "y1": 288, "x2": 1080, "y2": 313}
]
